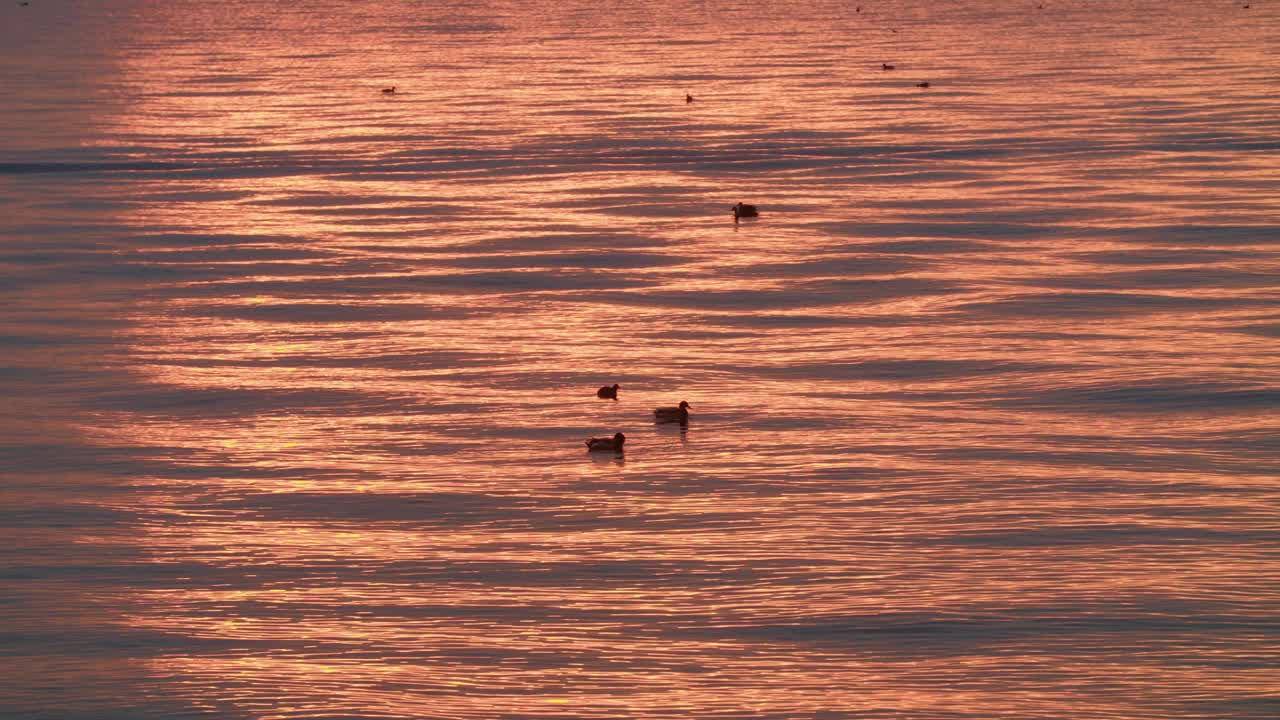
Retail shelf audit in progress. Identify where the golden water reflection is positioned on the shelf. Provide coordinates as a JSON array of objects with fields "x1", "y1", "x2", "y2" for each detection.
[{"x1": 9, "y1": 0, "x2": 1275, "y2": 717}]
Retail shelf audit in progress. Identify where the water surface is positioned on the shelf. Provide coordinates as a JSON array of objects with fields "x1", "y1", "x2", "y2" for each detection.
[{"x1": 2, "y1": 1, "x2": 1278, "y2": 718}]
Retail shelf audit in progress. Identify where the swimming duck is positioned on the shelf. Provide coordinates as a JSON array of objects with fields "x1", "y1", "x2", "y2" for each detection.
[
  {"x1": 654, "y1": 401, "x2": 690, "y2": 424},
  {"x1": 732, "y1": 202, "x2": 758, "y2": 221},
  {"x1": 882, "y1": 63, "x2": 895, "y2": 70},
  {"x1": 596, "y1": 383, "x2": 620, "y2": 399},
  {"x1": 686, "y1": 93, "x2": 694, "y2": 103},
  {"x1": 382, "y1": 86, "x2": 396, "y2": 94},
  {"x1": 586, "y1": 432, "x2": 626, "y2": 452},
  {"x1": 916, "y1": 82, "x2": 930, "y2": 88}
]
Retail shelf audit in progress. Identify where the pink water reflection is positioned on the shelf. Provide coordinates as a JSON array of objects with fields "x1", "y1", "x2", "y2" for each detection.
[{"x1": 3, "y1": 0, "x2": 1277, "y2": 718}]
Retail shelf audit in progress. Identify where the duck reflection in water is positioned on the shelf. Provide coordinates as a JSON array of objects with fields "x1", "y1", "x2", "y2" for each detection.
[
  {"x1": 654, "y1": 400, "x2": 690, "y2": 424},
  {"x1": 586, "y1": 432, "x2": 625, "y2": 453},
  {"x1": 653, "y1": 417, "x2": 690, "y2": 445}
]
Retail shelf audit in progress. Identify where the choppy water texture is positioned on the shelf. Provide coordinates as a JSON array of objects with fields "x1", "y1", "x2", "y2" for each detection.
[{"x1": 2, "y1": 1, "x2": 1278, "y2": 718}]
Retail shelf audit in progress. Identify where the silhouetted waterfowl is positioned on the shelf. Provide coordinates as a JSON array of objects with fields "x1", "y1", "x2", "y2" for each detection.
[
  {"x1": 916, "y1": 81, "x2": 930, "y2": 88},
  {"x1": 732, "y1": 202, "x2": 758, "y2": 222},
  {"x1": 882, "y1": 63, "x2": 895, "y2": 70},
  {"x1": 686, "y1": 93, "x2": 694, "y2": 103},
  {"x1": 654, "y1": 401, "x2": 690, "y2": 424},
  {"x1": 381, "y1": 86, "x2": 396, "y2": 94},
  {"x1": 586, "y1": 432, "x2": 626, "y2": 452},
  {"x1": 597, "y1": 383, "x2": 620, "y2": 399}
]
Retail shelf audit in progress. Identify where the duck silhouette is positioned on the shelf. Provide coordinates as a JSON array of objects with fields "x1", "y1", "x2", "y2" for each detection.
[
  {"x1": 654, "y1": 401, "x2": 691, "y2": 424},
  {"x1": 586, "y1": 432, "x2": 626, "y2": 452},
  {"x1": 916, "y1": 81, "x2": 930, "y2": 88},
  {"x1": 596, "y1": 383, "x2": 620, "y2": 399},
  {"x1": 381, "y1": 86, "x2": 396, "y2": 94},
  {"x1": 686, "y1": 93, "x2": 694, "y2": 103},
  {"x1": 732, "y1": 202, "x2": 758, "y2": 222},
  {"x1": 882, "y1": 63, "x2": 895, "y2": 70}
]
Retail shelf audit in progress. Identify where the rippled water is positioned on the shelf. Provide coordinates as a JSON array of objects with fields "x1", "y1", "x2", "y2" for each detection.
[{"x1": 2, "y1": 1, "x2": 1278, "y2": 718}]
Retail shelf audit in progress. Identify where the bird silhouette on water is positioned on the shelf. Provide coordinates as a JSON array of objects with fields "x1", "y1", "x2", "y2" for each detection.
[
  {"x1": 596, "y1": 383, "x2": 620, "y2": 400},
  {"x1": 732, "y1": 202, "x2": 758, "y2": 222},
  {"x1": 654, "y1": 401, "x2": 691, "y2": 424},
  {"x1": 586, "y1": 432, "x2": 626, "y2": 452}
]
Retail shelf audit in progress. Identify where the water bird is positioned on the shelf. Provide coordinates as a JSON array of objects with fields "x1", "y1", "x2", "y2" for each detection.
[
  {"x1": 916, "y1": 81, "x2": 930, "y2": 88},
  {"x1": 686, "y1": 93, "x2": 694, "y2": 103},
  {"x1": 586, "y1": 432, "x2": 625, "y2": 452},
  {"x1": 732, "y1": 202, "x2": 758, "y2": 222},
  {"x1": 882, "y1": 63, "x2": 895, "y2": 70},
  {"x1": 381, "y1": 86, "x2": 396, "y2": 94},
  {"x1": 654, "y1": 401, "x2": 690, "y2": 424},
  {"x1": 596, "y1": 383, "x2": 620, "y2": 399}
]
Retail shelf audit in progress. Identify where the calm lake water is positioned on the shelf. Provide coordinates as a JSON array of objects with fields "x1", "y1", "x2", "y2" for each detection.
[{"x1": 2, "y1": 1, "x2": 1277, "y2": 718}]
